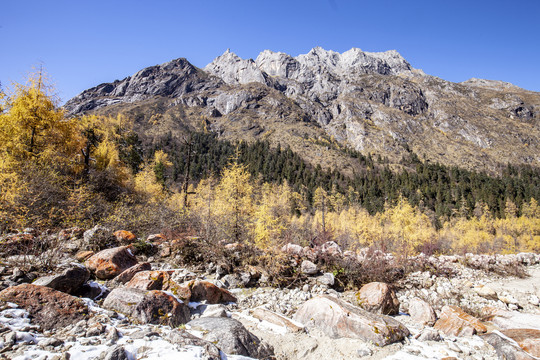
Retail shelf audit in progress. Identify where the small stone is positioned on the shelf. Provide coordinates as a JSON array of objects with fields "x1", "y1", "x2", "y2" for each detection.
[
  {"x1": 316, "y1": 273, "x2": 335, "y2": 286},
  {"x1": 300, "y1": 260, "x2": 318, "y2": 275}
]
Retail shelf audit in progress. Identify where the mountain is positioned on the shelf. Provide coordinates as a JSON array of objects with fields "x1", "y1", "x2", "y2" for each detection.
[{"x1": 64, "y1": 47, "x2": 540, "y2": 174}]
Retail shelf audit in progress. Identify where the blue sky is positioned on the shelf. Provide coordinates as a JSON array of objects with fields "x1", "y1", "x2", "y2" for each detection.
[{"x1": 2, "y1": 0, "x2": 539, "y2": 103}]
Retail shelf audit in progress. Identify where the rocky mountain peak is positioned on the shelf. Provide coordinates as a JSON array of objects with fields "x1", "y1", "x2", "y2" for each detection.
[
  {"x1": 204, "y1": 50, "x2": 268, "y2": 85},
  {"x1": 65, "y1": 57, "x2": 222, "y2": 114},
  {"x1": 205, "y1": 46, "x2": 414, "y2": 91}
]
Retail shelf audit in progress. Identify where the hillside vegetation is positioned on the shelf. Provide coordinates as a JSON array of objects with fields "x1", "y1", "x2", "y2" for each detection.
[{"x1": 1, "y1": 73, "x2": 539, "y2": 255}]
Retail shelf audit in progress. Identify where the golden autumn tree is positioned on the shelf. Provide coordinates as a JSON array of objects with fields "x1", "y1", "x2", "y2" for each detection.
[
  {"x1": 313, "y1": 186, "x2": 328, "y2": 232},
  {"x1": 214, "y1": 160, "x2": 253, "y2": 242},
  {"x1": 252, "y1": 181, "x2": 292, "y2": 249},
  {"x1": 134, "y1": 150, "x2": 172, "y2": 202},
  {"x1": 0, "y1": 70, "x2": 81, "y2": 164},
  {"x1": 382, "y1": 195, "x2": 436, "y2": 255},
  {"x1": 0, "y1": 71, "x2": 84, "y2": 229}
]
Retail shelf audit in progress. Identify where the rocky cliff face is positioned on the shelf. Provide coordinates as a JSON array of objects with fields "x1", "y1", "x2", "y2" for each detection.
[{"x1": 64, "y1": 47, "x2": 540, "y2": 173}]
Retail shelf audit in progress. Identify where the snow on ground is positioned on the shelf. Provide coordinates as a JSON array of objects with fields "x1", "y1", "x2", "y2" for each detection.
[{"x1": 1, "y1": 302, "x2": 256, "y2": 360}]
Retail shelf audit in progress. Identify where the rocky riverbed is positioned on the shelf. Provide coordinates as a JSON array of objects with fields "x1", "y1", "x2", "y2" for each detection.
[{"x1": 0, "y1": 227, "x2": 539, "y2": 359}]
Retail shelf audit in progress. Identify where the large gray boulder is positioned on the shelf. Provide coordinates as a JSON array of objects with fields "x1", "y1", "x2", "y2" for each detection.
[
  {"x1": 293, "y1": 295, "x2": 409, "y2": 346},
  {"x1": 32, "y1": 264, "x2": 90, "y2": 295},
  {"x1": 187, "y1": 317, "x2": 274, "y2": 358},
  {"x1": 103, "y1": 287, "x2": 190, "y2": 326}
]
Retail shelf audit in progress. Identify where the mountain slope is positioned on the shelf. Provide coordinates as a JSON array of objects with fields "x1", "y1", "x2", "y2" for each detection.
[{"x1": 64, "y1": 47, "x2": 540, "y2": 174}]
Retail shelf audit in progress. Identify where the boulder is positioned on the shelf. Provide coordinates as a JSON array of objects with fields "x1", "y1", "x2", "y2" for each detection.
[
  {"x1": 85, "y1": 246, "x2": 138, "y2": 280},
  {"x1": 251, "y1": 307, "x2": 304, "y2": 333},
  {"x1": 502, "y1": 329, "x2": 540, "y2": 357},
  {"x1": 483, "y1": 332, "x2": 537, "y2": 360},
  {"x1": 103, "y1": 287, "x2": 190, "y2": 326},
  {"x1": 408, "y1": 297, "x2": 437, "y2": 326},
  {"x1": 113, "y1": 230, "x2": 136, "y2": 244},
  {"x1": 125, "y1": 270, "x2": 176, "y2": 291},
  {"x1": 187, "y1": 280, "x2": 236, "y2": 304},
  {"x1": 356, "y1": 282, "x2": 400, "y2": 315},
  {"x1": 73, "y1": 280, "x2": 109, "y2": 300},
  {"x1": 0, "y1": 284, "x2": 88, "y2": 330},
  {"x1": 165, "y1": 329, "x2": 222, "y2": 360},
  {"x1": 482, "y1": 307, "x2": 540, "y2": 331},
  {"x1": 293, "y1": 295, "x2": 409, "y2": 346},
  {"x1": 187, "y1": 317, "x2": 274, "y2": 358},
  {"x1": 114, "y1": 262, "x2": 152, "y2": 284},
  {"x1": 32, "y1": 264, "x2": 90, "y2": 295},
  {"x1": 434, "y1": 305, "x2": 487, "y2": 337},
  {"x1": 300, "y1": 260, "x2": 318, "y2": 275}
]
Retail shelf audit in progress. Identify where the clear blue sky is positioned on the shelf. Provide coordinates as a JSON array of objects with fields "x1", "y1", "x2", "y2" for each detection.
[{"x1": 2, "y1": 0, "x2": 539, "y2": 103}]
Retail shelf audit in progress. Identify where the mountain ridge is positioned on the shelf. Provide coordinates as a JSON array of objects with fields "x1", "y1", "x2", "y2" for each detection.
[{"x1": 64, "y1": 47, "x2": 540, "y2": 174}]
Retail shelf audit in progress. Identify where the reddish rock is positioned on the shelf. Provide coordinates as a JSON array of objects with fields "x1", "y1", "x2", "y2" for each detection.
[
  {"x1": 75, "y1": 250, "x2": 95, "y2": 262},
  {"x1": 293, "y1": 295, "x2": 409, "y2": 346},
  {"x1": 502, "y1": 329, "x2": 540, "y2": 357},
  {"x1": 356, "y1": 282, "x2": 400, "y2": 315},
  {"x1": 85, "y1": 246, "x2": 138, "y2": 280},
  {"x1": 188, "y1": 280, "x2": 237, "y2": 304},
  {"x1": 125, "y1": 270, "x2": 176, "y2": 291},
  {"x1": 408, "y1": 297, "x2": 437, "y2": 326},
  {"x1": 113, "y1": 230, "x2": 136, "y2": 244},
  {"x1": 103, "y1": 287, "x2": 190, "y2": 326},
  {"x1": 434, "y1": 305, "x2": 487, "y2": 337},
  {"x1": 115, "y1": 262, "x2": 152, "y2": 284},
  {"x1": 0, "y1": 284, "x2": 88, "y2": 330}
]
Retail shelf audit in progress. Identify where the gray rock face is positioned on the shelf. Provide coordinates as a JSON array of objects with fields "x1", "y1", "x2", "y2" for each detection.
[
  {"x1": 65, "y1": 58, "x2": 222, "y2": 114},
  {"x1": 204, "y1": 49, "x2": 269, "y2": 86},
  {"x1": 187, "y1": 317, "x2": 274, "y2": 358},
  {"x1": 206, "y1": 47, "x2": 416, "y2": 107}
]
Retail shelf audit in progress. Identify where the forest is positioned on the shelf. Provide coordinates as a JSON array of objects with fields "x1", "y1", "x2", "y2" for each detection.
[{"x1": 1, "y1": 73, "x2": 539, "y2": 255}]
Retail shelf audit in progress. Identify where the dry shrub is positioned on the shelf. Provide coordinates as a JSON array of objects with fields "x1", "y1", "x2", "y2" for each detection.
[{"x1": 0, "y1": 230, "x2": 63, "y2": 271}]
